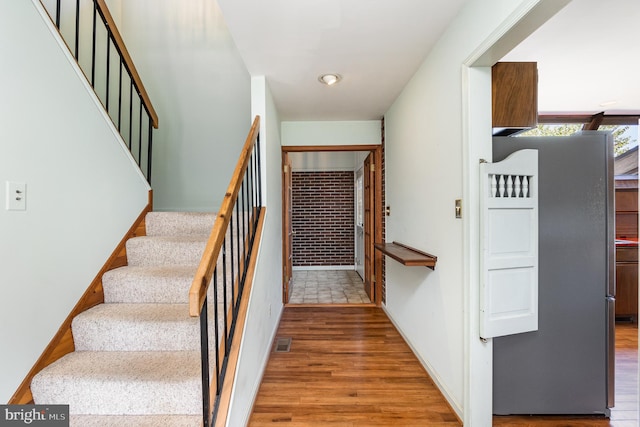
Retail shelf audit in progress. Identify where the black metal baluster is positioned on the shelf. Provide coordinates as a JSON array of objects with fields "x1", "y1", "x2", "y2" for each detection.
[
  {"x1": 256, "y1": 136, "x2": 262, "y2": 207},
  {"x1": 200, "y1": 295, "x2": 211, "y2": 427},
  {"x1": 252, "y1": 149, "x2": 258, "y2": 210},
  {"x1": 252, "y1": 149, "x2": 258, "y2": 232},
  {"x1": 55, "y1": 0, "x2": 61, "y2": 28},
  {"x1": 242, "y1": 181, "x2": 248, "y2": 273},
  {"x1": 212, "y1": 267, "x2": 220, "y2": 409},
  {"x1": 105, "y1": 36, "x2": 111, "y2": 112},
  {"x1": 235, "y1": 200, "x2": 241, "y2": 306},
  {"x1": 248, "y1": 155, "x2": 255, "y2": 221},
  {"x1": 74, "y1": 0, "x2": 80, "y2": 59},
  {"x1": 138, "y1": 101, "x2": 143, "y2": 164},
  {"x1": 222, "y1": 240, "x2": 228, "y2": 356},
  {"x1": 91, "y1": 1, "x2": 97, "y2": 85},
  {"x1": 147, "y1": 119, "x2": 153, "y2": 182},
  {"x1": 244, "y1": 176, "x2": 251, "y2": 277},
  {"x1": 128, "y1": 81, "x2": 133, "y2": 149},
  {"x1": 117, "y1": 58, "x2": 123, "y2": 130},
  {"x1": 229, "y1": 213, "x2": 236, "y2": 309}
]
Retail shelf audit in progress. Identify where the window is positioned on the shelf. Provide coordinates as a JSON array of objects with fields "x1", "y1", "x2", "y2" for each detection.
[{"x1": 517, "y1": 124, "x2": 638, "y2": 157}]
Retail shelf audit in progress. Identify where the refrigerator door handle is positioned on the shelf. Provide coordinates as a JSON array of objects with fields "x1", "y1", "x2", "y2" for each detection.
[{"x1": 607, "y1": 296, "x2": 615, "y2": 408}]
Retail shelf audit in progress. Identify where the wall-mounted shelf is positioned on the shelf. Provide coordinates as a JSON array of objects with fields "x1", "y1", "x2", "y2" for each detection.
[{"x1": 374, "y1": 241, "x2": 437, "y2": 270}]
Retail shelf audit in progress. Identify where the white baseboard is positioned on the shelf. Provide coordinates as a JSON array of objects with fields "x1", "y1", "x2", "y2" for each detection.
[
  {"x1": 381, "y1": 305, "x2": 464, "y2": 421},
  {"x1": 237, "y1": 304, "x2": 284, "y2": 427}
]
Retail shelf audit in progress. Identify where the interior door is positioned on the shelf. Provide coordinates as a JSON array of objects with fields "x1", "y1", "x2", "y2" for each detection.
[
  {"x1": 479, "y1": 149, "x2": 538, "y2": 339},
  {"x1": 363, "y1": 153, "x2": 374, "y2": 301},
  {"x1": 282, "y1": 152, "x2": 293, "y2": 303},
  {"x1": 355, "y1": 167, "x2": 365, "y2": 280}
]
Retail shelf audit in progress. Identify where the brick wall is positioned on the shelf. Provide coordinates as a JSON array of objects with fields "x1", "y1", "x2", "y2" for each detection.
[{"x1": 292, "y1": 171, "x2": 354, "y2": 267}]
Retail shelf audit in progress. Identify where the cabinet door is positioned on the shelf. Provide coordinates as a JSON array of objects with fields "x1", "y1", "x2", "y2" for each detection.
[
  {"x1": 616, "y1": 262, "x2": 638, "y2": 318},
  {"x1": 615, "y1": 189, "x2": 638, "y2": 213},
  {"x1": 492, "y1": 62, "x2": 538, "y2": 129}
]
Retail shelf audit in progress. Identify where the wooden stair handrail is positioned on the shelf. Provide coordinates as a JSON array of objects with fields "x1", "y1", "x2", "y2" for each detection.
[
  {"x1": 189, "y1": 116, "x2": 261, "y2": 316},
  {"x1": 95, "y1": 0, "x2": 158, "y2": 129}
]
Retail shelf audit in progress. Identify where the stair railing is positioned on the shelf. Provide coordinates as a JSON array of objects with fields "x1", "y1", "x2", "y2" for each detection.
[
  {"x1": 39, "y1": 0, "x2": 158, "y2": 182},
  {"x1": 189, "y1": 116, "x2": 262, "y2": 427}
]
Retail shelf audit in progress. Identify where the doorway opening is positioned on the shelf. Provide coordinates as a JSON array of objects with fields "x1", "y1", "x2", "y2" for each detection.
[{"x1": 282, "y1": 145, "x2": 383, "y2": 306}]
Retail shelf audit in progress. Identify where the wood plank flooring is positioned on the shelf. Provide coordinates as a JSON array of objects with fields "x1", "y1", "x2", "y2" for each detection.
[
  {"x1": 250, "y1": 307, "x2": 638, "y2": 427},
  {"x1": 249, "y1": 306, "x2": 460, "y2": 426}
]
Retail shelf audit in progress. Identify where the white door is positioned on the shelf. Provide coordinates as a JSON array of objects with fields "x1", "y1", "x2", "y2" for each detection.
[
  {"x1": 480, "y1": 149, "x2": 538, "y2": 339},
  {"x1": 355, "y1": 167, "x2": 365, "y2": 280}
]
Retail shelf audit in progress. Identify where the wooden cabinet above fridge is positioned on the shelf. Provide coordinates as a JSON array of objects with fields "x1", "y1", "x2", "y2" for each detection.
[{"x1": 492, "y1": 62, "x2": 538, "y2": 136}]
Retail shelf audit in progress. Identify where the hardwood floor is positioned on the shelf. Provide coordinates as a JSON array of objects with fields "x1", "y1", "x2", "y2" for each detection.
[
  {"x1": 249, "y1": 306, "x2": 460, "y2": 426},
  {"x1": 249, "y1": 308, "x2": 638, "y2": 427}
]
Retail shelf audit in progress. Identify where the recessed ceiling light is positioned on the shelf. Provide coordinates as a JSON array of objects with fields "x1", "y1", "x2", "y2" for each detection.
[{"x1": 318, "y1": 74, "x2": 342, "y2": 86}]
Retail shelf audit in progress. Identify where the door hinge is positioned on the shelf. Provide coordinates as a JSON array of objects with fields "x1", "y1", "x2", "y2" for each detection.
[
  {"x1": 283, "y1": 164, "x2": 289, "y2": 173},
  {"x1": 372, "y1": 275, "x2": 376, "y2": 283},
  {"x1": 370, "y1": 163, "x2": 375, "y2": 172}
]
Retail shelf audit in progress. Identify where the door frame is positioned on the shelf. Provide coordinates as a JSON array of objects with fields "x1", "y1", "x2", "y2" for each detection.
[
  {"x1": 281, "y1": 144, "x2": 383, "y2": 306},
  {"x1": 461, "y1": 2, "x2": 569, "y2": 424},
  {"x1": 282, "y1": 151, "x2": 294, "y2": 302},
  {"x1": 354, "y1": 165, "x2": 365, "y2": 280}
]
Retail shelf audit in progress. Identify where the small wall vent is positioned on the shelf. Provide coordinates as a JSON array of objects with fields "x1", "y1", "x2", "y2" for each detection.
[{"x1": 274, "y1": 337, "x2": 292, "y2": 353}]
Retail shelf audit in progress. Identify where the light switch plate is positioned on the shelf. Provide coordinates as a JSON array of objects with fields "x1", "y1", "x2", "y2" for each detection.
[{"x1": 6, "y1": 181, "x2": 26, "y2": 211}]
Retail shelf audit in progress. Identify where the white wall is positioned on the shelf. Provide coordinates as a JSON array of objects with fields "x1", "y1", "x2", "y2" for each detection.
[
  {"x1": 226, "y1": 76, "x2": 284, "y2": 426},
  {"x1": 107, "y1": 0, "x2": 251, "y2": 211},
  {"x1": 281, "y1": 120, "x2": 381, "y2": 147},
  {"x1": 383, "y1": 0, "x2": 542, "y2": 419},
  {"x1": 0, "y1": 1, "x2": 149, "y2": 402}
]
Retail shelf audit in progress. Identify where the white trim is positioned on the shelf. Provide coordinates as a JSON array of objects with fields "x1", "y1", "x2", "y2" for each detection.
[
  {"x1": 460, "y1": 2, "x2": 570, "y2": 425},
  {"x1": 292, "y1": 265, "x2": 355, "y2": 271},
  {"x1": 30, "y1": 0, "x2": 152, "y2": 191},
  {"x1": 382, "y1": 305, "x2": 462, "y2": 420},
  {"x1": 461, "y1": 65, "x2": 494, "y2": 427},
  {"x1": 469, "y1": 0, "x2": 572, "y2": 67}
]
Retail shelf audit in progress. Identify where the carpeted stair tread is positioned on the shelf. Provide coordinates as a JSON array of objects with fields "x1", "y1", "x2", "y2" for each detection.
[
  {"x1": 31, "y1": 351, "x2": 202, "y2": 415},
  {"x1": 69, "y1": 414, "x2": 202, "y2": 427},
  {"x1": 125, "y1": 235, "x2": 208, "y2": 267},
  {"x1": 31, "y1": 211, "x2": 226, "y2": 419},
  {"x1": 145, "y1": 212, "x2": 215, "y2": 237},
  {"x1": 102, "y1": 265, "x2": 197, "y2": 304},
  {"x1": 72, "y1": 303, "x2": 200, "y2": 351}
]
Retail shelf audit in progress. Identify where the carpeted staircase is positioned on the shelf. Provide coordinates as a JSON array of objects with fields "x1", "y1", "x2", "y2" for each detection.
[{"x1": 31, "y1": 212, "x2": 222, "y2": 427}]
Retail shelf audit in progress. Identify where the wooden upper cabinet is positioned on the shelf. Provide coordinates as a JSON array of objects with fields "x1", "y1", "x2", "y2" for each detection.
[
  {"x1": 492, "y1": 62, "x2": 538, "y2": 130},
  {"x1": 616, "y1": 190, "x2": 638, "y2": 213},
  {"x1": 615, "y1": 177, "x2": 639, "y2": 238}
]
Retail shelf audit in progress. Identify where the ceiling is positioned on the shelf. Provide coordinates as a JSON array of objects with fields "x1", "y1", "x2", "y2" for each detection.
[
  {"x1": 503, "y1": 0, "x2": 640, "y2": 117},
  {"x1": 217, "y1": 0, "x2": 470, "y2": 121},
  {"x1": 218, "y1": 0, "x2": 640, "y2": 122}
]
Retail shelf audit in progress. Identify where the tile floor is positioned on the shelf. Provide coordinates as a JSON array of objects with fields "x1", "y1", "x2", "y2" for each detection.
[{"x1": 289, "y1": 270, "x2": 371, "y2": 304}]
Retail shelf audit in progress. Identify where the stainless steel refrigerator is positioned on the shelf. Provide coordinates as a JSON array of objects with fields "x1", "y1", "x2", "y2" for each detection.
[{"x1": 492, "y1": 131, "x2": 615, "y2": 416}]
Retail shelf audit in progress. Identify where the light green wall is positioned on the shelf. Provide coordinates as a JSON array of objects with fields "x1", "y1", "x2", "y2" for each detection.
[
  {"x1": 0, "y1": 0, "x2": 149, "y2": 402},
  {"x1": 227, "y1": 76, "x2": 284, "y2": 426},
  {"x1": 281, "y1": 120, "x2": 381, "y2": 147},
  {"x1": 108, "y1": 0, "x2": 251, "y2": 211}
]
